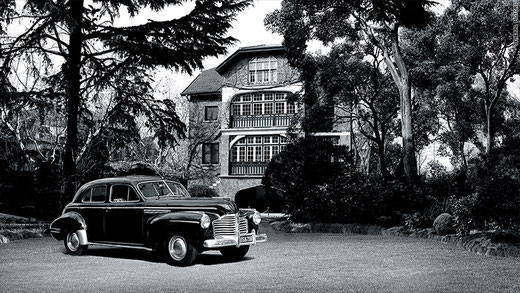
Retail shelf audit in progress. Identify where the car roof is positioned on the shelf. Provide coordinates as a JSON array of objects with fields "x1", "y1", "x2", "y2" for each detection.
[
  {"x1": 73, "y1": 176, "x2": 179, "y2": 200},
  {"x1": 83, "y1": 175, "x2": 169, "y2": 185}
]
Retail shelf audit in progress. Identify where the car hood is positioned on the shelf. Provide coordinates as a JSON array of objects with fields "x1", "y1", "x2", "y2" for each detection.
[{"x1": 143, "y1": 197, "x2": 239, "y2": 215}]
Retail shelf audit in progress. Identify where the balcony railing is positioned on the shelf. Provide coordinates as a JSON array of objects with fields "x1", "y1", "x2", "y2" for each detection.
[
  {"x1": 230, "y1": 114, "x2": 294, "y2": 128},
  {"x1": 230, "y1": 162, "x2": 268, "y2": 175}
]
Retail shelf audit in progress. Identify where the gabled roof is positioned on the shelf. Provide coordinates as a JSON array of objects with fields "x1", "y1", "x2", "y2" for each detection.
[
  {"x1": 180, "y1": 68, "x2": 223, "y2": 96},
  {"x1": 216, "y1": 44, "x2": 285, "y2": 74},
  {"x1": 180, "y1": 44, "x2": 286, "y2": 96}
]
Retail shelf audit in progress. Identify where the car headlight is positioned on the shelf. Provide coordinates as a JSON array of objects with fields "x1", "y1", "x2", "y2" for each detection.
[
  {"x1": 200, "y1": 213, "x2": 211, "y2": 229},
  {"x1": 252, "y1": 211, "x2": 261, "y2": 225}
]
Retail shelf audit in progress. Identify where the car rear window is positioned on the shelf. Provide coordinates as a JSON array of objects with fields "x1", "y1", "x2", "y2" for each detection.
[{"x1": 80, "y1": 185, "x2": 107, "y2": 203}]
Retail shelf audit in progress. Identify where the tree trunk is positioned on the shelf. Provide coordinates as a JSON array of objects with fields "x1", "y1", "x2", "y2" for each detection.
[
  {"x1": 377, "y1": 140, "x2": 390, "y2": 178},
  {"x1": 485, "y1": 106, "x2": 495, "y2": 153},
  {"x1": 399, "y1": 81, "x2": 417, "y2": 180},
  {"x1": 62, "y1": 0, "x2": 84, "y2": 198},
  {"x1": 384, "y1": 24, "x2": 417, "y2": 181}
]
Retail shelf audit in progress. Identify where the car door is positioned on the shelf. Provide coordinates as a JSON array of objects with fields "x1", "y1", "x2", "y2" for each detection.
[
  {"x1": 77, "y1": 185, "x2": 107, "y2": 241},
  {"x1": 105, "y1": 184, "x2": 144, "y2": 244}
]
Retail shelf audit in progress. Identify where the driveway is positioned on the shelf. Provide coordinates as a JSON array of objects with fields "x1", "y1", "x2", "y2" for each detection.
[{"x1": 1, "y1": 223, "x2": 519, "y2": 292}]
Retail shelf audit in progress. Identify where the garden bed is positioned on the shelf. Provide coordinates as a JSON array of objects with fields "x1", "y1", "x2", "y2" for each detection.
[
  {"x1": 270, "y1": 219, "x2": 520, "y2": 257},
  {"x1": 0, "y1": 213, "x2": 49, "y2": 243}
]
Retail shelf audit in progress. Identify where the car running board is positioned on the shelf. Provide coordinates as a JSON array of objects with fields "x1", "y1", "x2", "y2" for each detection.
[{"x1": 88, "y1": 241, "x2": 154, "y2": 251}]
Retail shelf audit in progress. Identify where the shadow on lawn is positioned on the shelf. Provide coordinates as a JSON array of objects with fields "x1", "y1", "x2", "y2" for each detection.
[{"x1": 69, "y1": 247, "x2": 253, "y2": 265}]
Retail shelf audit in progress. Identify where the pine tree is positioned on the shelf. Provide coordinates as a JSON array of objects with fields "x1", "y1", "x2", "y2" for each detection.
[{"x1": 1, "y1": 0, "x2": 252, "y2": 196}]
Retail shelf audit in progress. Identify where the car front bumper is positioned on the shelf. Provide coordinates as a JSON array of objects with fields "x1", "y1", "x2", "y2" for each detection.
[{"x1": 203, "y1": 230, "x2": 267, "y2": 249}]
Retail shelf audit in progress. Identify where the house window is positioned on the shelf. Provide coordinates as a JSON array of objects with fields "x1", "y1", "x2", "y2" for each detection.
[
  {"x1": 243, "y1": 104, "x2": 251, "y2": 115},
  {"x1": 275, "y1": 102, "x2": 285, "y2": 114},
  {"x1": 204, "y1": 106, "x2": 218, "y2": 121},
  {"x1": 249, "y1": 56, "x2": 278, "y2": 84},
  {"x1": 253, "y1": 103, "x2": 263, "y2": 115},
  {"x1": 231, "y1": 92, "x2": 299, "y2": 117},
  {"x1": 202, "y1": 143, "x2": 219, "y2": 164},
  {"x1": 287, "y1": 102, "x2": 296, "y2": 114},
  {"x1": 231, "y1": 135, "x2": 288, "y2": 163},
  {"x1": 264, "y1": 103, "x2": 273, "y2": 114}
]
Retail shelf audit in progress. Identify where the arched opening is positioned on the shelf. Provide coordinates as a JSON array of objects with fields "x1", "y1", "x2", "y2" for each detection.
[{"x1": 229, "y1": 135, "x2": 288, "y2": 175}]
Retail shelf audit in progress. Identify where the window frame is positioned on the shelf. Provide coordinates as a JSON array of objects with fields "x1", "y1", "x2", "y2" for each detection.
[
  {"x1": 109, "y1": 184, "x2": 140, "y2": 203},
  {"x1": 202, "y1": 142, "x2": 219, "y2": 165},
  {"x1": 204, "y1": 105, "x2": 218, "y2": 121},
  {"x1": 231, "y1": 135, "x2": 288, "y2": 163},
  {"x1": 248, "y1": 56, "x2": 278, "y2": 84},
  {"x1": 230, "y1": 92, "x2": 298, "y2": 117},
  {"x1": 80, "y1": 185, "x2": 107, "y2": 203}
]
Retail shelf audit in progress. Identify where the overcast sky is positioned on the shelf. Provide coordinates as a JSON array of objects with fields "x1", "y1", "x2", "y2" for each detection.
[
  {"x1": 160, "y1": 0, "x2": 450, "y2": 95},
  {"x1": 164, "y1": 0, "x2": 284, "y2": 95}
]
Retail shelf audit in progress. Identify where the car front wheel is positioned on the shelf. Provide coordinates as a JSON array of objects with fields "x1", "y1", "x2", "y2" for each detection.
[
  {"x1": 164, "y1": 235, "x2": 197, "y2": 266},
  {"x1": 64, "y1": 231, "x2": 87, "y2": 255},
  {"x1": 220, "y1": 245, "x2": 250, "y2": 261}
]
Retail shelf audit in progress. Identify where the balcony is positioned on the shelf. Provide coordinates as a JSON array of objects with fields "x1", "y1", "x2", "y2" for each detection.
[
  {"x1": 230, "y1": 114, "x2": 294, "y2": 128},
  {"x1": 230, "y1": 162, "x2": 268, "y2": 175}
]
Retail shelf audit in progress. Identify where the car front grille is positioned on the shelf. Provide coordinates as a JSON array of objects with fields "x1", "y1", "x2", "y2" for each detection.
[{"x1": 212, "y1": 214, "x2": 248, "y2": 237}]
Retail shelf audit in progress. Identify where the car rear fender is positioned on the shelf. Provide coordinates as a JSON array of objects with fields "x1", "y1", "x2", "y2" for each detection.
[{"x1": 49, "y1": 212, "x2": 87, "y2": 241}]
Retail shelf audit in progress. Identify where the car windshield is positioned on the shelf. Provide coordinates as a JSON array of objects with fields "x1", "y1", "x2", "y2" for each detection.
[{"x1": 137, "y1": 180, "x2": 190, "y2": 199}]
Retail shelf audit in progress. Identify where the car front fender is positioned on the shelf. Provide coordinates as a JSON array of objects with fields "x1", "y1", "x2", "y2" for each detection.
[
  {"x1": 146, "y1": 211, "x2": 210, "y2": 245},
  {"x1": 49, "y1": 212, "x2": 87, "y2": 241}
]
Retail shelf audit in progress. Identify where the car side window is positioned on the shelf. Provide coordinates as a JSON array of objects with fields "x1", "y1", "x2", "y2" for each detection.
[
  {"x1": 91, "y1": 186, "x2": 107, "y2": 202},
  {"x1": 110, "y1": 185, "x2": 139, "y2": 203},
  {"x1": 80, "y1": 185, "x2": 106, "y2": 203},
  {"x1": 81, "y1": 189, "x2": 92, "y2": 202}
]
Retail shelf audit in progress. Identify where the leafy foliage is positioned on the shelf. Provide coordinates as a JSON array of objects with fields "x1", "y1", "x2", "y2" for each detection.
[
  {"x1": 188, "y1": 184, "x2": 219, "y2": 198},
  {"x1": 1, "y1": 0, "x2": 252, "y2": 195},
  {"x1": 266, "y1": 0, "x2": 437, "y2": 180}
]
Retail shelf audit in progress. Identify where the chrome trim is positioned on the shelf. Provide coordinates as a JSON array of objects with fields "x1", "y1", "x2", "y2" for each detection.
[
  {"x1": 88, "y1": 242, "x2": 153, "y2": 251},
  {"x1": 203, "y1": 232, "x2": 267, "y2": 249},
  {"x1": 168, "y1": 220, "x2": 199, "y2": 224},
  {"x1": 144, "y1": 209, "x2": 170, "y2": 214},
  {"x1": 212, "y1": 213, "x2": 248, "y2": 238},
  {"x1": 77, "y1": 229, "x2": 88, "y2": 246},
  {"x1": 77, "y1": 206, "x2": 222, "y2": 210}
]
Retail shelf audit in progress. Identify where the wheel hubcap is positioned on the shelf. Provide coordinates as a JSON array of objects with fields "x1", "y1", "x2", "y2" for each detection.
[
  {"x1": 168, "y1": 236, "x2": 187, "y2": 261},
  {"x1": 67, "y1": 232, "x2": 80, "y2": 252}
]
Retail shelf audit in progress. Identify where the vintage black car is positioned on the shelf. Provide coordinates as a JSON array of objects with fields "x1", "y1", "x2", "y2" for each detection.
[{"x1": 50, "y1": 176, "x2": 267, "y2": 266}]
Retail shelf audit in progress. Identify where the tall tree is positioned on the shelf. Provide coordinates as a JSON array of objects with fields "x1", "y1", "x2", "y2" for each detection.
[
  {"x1": 1, "y1": 0, "x2": 251, "y2": 195},
  {"x1": 438, "y1": 0, "x2": 520, "y2": 153},
  {"x1": 318, "y1": 44, "x2": 400, "y2": 178},
  {"x1": 266, "y1": 0, "x2": 436, "y2": 180},
  {"x1": 403, "y1": 21, "x2": 482, "y2": 170}
]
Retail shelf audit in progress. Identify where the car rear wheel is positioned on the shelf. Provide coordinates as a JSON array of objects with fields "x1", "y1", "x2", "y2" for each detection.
[
  {"x1": 220, "y1": 245, "x2": 250, "y2": 261},
  {"x1": 164, "y1": 235, "x2": 197, "y2": 266},
  {"x1": 64, "y1": 231, "x2": 87, "y2": 255}
]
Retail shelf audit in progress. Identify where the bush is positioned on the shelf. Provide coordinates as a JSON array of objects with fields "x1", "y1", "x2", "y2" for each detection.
[
  {"x1": 447, "y1": 137, "x2": 520, "y2": 234},
  {"x1": 188, "y1": 184, "x2": 219, "y2": 197},
  {"x1": 450, "y1": 193, "x2": 479, "y2": 234},
  {"x1": 433, "y1": 213, "x2": 455, "y2": 235},
  {"x1": 264, "y1": 138, "x2": 436, "y2": 226}
]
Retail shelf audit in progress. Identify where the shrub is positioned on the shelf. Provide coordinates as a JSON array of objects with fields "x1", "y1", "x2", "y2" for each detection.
[
  {"x1": 433, "y1": 213, "x2": 455, "y2": 235},
  {"x1": 450, "y1": 193, "x2": 479, "y2": 234},
  {"x1": 264, "y1": 138, "x2": 438, "y2": 226},
  {"x1": 188, "y1": 184, "x2": 219, "y2": 197},
  {"x1": 464, "y1": 137, "x2": 520, "y2": 233}
]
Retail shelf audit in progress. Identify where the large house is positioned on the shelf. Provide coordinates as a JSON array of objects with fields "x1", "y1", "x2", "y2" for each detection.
[{"x1": 181, "y1": 45, "x2": 350, "y2": 202}]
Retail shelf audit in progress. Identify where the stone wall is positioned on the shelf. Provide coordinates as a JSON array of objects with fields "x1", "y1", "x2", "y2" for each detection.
[{"x1": 218, "y1": 176, "x2": 263, "y2": 199}]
